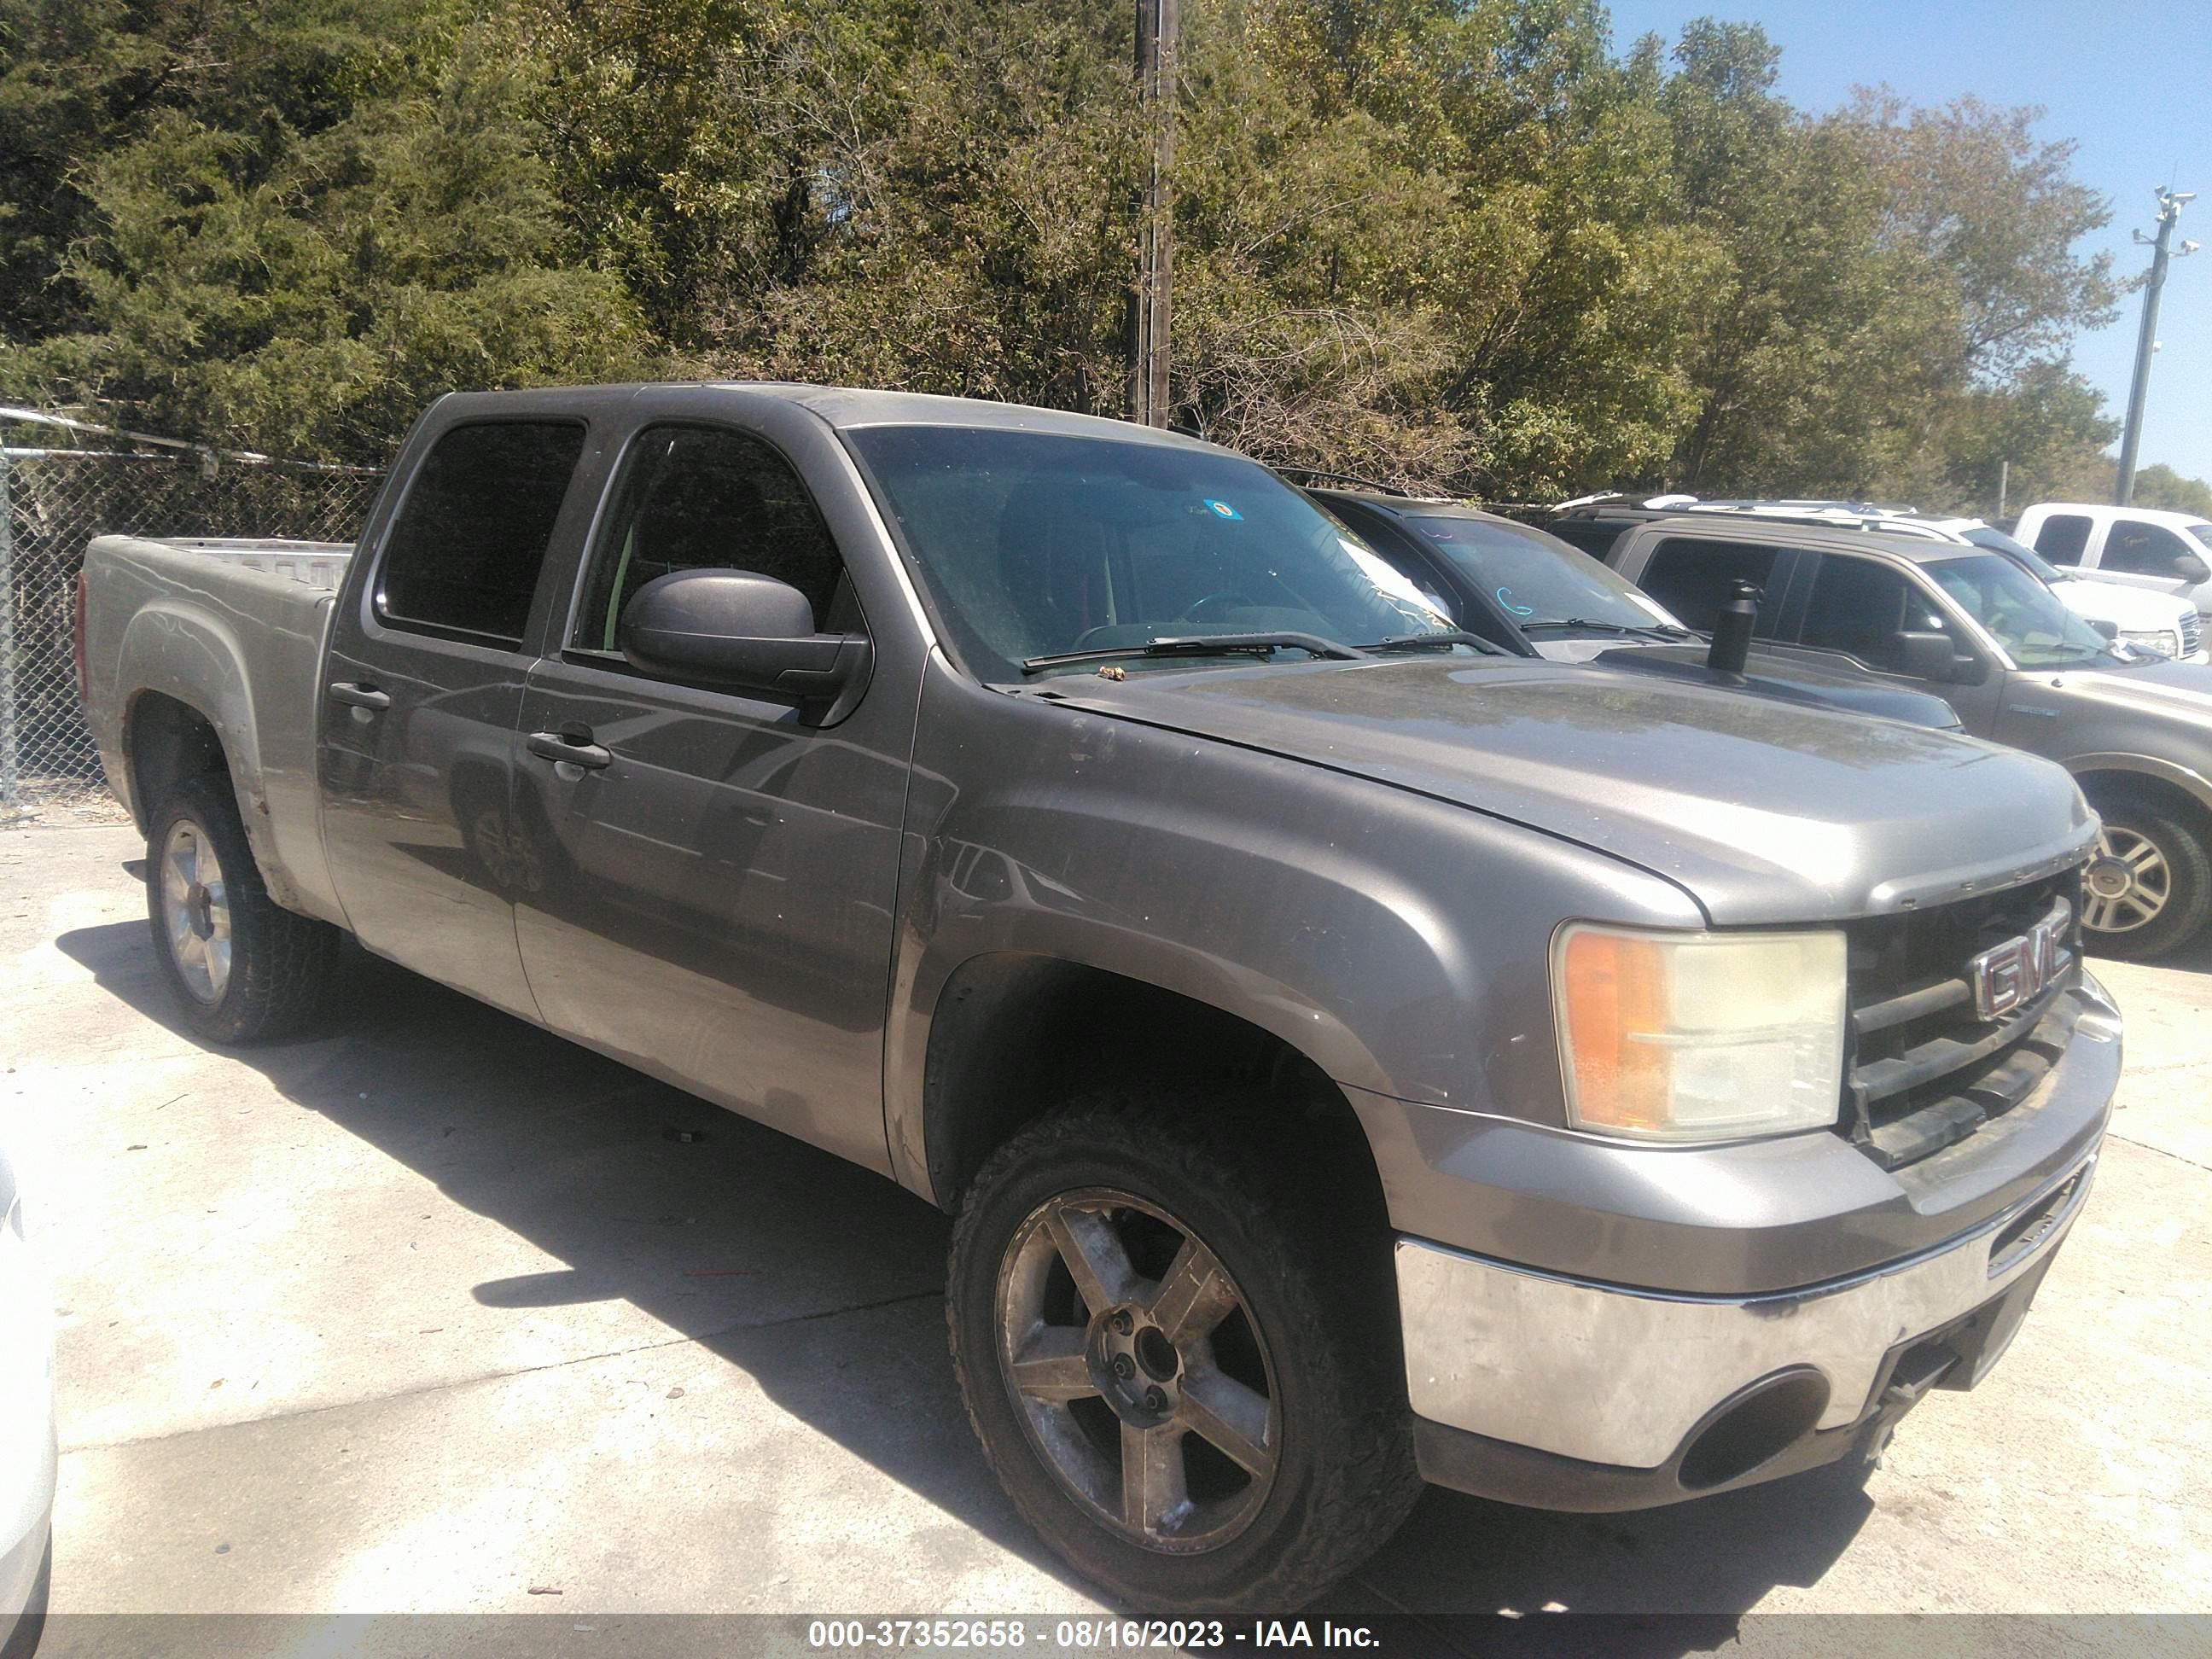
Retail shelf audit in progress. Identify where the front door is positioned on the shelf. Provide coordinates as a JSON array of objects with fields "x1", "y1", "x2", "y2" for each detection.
[
  {"x1": 1788, "y1": 551, "x2": 2008, "y2": 735},
  {"x1": 2095, "y1": 518, "x2": 2209, "y2": 607},
  {"x1": 319, "y1": 419, "x2": 591, "y2": 1022},
  {"x1": 509, "y1": 422, "x2": 909, "y2": 1173}
]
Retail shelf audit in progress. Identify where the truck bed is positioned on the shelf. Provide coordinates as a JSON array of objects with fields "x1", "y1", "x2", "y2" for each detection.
[
  {"x1": 79, "y1": 535, "x2": 354, "y2": 923},
  {"x1": 129, "y1": 538, "x2": 353, "y2": 591}
]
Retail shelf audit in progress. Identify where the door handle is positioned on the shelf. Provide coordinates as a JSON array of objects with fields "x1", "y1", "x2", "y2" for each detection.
[
  {"x1": 327, "y1": 682, "x2": 391, "y2": 711},
  {"x1": 527, "y1": 731, "x2": 613, "y2": 770}
]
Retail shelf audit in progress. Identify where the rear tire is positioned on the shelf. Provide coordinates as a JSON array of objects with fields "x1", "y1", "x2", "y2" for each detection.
[
  {"x1": 2080, "y1": 796, "x2": 2211, "y2": 961},
  {"x1": 145, "y1": 772, "x2": 341, "y2": 1043},
  {"x1": 947, "y1": 1091, "x2": 1422, "y2": 1614}
]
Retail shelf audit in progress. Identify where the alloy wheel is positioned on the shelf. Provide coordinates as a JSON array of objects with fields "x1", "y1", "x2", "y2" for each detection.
[
  {"x1": 995, "y1": 1187, "x2": 1278, "y2": 1553},
  {"x1": 2083, "y1": 825, "x2": 2171, "y2": 935},
  {"x1": 160, "y1": 818, "x2": 232, "y2": 1003}
]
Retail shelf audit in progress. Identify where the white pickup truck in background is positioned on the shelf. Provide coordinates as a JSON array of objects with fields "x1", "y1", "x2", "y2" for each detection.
[{"x1": 2016, "y1": 503, "x2": 2212, "y2": 619}]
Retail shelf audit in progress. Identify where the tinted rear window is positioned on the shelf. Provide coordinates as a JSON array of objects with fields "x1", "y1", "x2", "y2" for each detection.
[
  {"x1": 2031, "y1": 513, "x2": 2092, "y2": 563},
  {"x1": 377, "y1": 422, "x2": 586, "y2": 644},
  {"x1": 1636, "y1": 538, "x2": 1784, "y2": 632},
  {"x1": 1544, "y1": 518, "x2": 1633, "y2": 560}
]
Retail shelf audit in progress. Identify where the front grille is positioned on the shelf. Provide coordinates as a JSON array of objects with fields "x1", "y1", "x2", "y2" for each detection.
[
  {"x1": 1840, "y1": 870, "x2": 2085, "y2": 1170},
  {"x1": 2181, "y1": 611, "x2": 2203, "y2": 657}
]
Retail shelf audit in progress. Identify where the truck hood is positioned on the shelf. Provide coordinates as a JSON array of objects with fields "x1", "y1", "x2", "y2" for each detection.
[
  {"x1": 1578, "y1": 641, "x2": 1963, "y2": 729},
  {"x1": 2042, "y1": 657, "x2": 2212, "y2": 720},
  {"x1": 1037, "y1": 655, "x2": 2093, "y2": 924},
  {"x1": 2049, "y1": 577, "x2": 2196, "y2": 630}
]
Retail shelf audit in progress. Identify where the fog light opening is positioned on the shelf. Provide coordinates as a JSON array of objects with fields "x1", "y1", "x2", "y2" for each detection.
[{"x1": 1677, "y1": 1369, "x2": 1831, "y2": 1492}]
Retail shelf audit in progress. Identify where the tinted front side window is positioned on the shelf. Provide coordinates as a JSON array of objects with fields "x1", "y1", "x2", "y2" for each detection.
[
  {"x1": 2103, "y1": 521, "x2": 2195, "y2": 578},
  {"x1": 1636, "y1": 538, "x2": 1782, "y2": 632},
  {"x1": 847, "y1": 426, "x2": 1454, "y2": 678},
  {"x1": 378, "y1": 422, "x2": 585, "y2": 644},
  {"x1": 573, "y1": 425, "x2": 851, "y2": 653},
  {"x1": 1798, "y1": 556, "x2": 1955, "y2": 672},
  {"x1": 1926, "y1": 553, "x2": 2116, "y2": 668},
  {"x1": 2032, "y1": 513, "x2": 2092, "y2": 563}
]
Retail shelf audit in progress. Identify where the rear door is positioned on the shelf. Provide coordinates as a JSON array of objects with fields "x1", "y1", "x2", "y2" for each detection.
[
  {"x1": 1620, "y1": 533, "x2": 1799, "y2": 637},
  {"x1": 318, "y1": 417, "x2": 594, "y2": 1021},
  {"x1": 509, "y1": 416, "x2": 912, "y2": 1173},
  {"x1": 2027, "y1": 510, "x2": 2096, "y2": 569}
]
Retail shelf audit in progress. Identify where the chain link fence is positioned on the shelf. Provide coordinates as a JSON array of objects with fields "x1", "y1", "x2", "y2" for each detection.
[{"x1": 2, "y1": 410, "x2": 382, "y2": 818}]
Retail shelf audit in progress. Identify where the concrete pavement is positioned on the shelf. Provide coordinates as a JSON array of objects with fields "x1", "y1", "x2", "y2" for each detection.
[{"x1": 2, "y1": 821, "x2": 2208, "y2": 1630}]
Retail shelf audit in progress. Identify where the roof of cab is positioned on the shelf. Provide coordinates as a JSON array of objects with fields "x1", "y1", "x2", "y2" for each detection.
[
  {"x1": 429, "y1": 381, "x2": 1224, "y2": 450},
  {"x1": 1609, "y1": 512, "x2": 1997, "y2": 566}
]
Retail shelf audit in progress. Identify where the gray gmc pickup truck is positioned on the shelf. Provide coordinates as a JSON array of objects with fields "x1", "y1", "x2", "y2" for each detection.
[{"x1": 77, "y1": 385, "x2": 2120, "y2": 1612}]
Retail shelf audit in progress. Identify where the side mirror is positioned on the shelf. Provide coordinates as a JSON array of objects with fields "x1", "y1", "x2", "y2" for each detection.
[
  {"x1": 618, "y1": 568, "x2": 871, "y2": 723},
  {"x1": 2087, "y1": 617, "x2": 2121, "y2": 641},
  {"x1": 2173, "y1": 552, "x2": 2210, "y2": 585},
  {"x1": 1893, "y1": 630, "x2": 1965, "y2": 682}
]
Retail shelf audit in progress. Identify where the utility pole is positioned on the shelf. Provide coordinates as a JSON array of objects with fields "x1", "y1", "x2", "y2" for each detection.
[
  {"x1": 2116, "y1": 186, "x2": 2197, "y2": 506},
  {"x1": 1128, "y1": 0, "x2": 1177, "y2": 427}
]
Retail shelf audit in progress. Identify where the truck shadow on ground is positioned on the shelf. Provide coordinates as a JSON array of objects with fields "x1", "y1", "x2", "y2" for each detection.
[{"x1": 59, "y1": 918, "x2": 1874, "y2": 1636}]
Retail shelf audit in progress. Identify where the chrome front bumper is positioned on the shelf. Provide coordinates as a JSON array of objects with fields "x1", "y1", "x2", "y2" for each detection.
[{"x1": 1396, "y1": 1151, "x2": 2097, "y2": 1470}]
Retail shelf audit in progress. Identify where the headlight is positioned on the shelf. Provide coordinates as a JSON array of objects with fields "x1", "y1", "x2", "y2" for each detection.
[
  {"x1": 2117, "y1": 629, "x2": 2179, "y2": 659},
  {"x1": 1552, "y1": 924, "x2": 1847, "y2": 1141}
]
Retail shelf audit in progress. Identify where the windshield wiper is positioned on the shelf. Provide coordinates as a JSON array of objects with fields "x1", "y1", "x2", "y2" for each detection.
[
  {"x1": 1519, "y1": 617, "x2": 1694, "y2": 643},
  {"x1": 1357, "y1": 631, "x2": 1509, "y2": 656},
  {"x1": 1020, "y1": 632, "x2": 1372, "y2": 673}
]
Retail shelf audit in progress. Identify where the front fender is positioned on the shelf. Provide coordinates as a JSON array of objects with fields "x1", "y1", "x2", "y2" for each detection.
[
  {"x1": 880, "y1": 659, "x2": 1701, "y2": 1202},
  {"x1": 2063, "y1": 751, "x2": 2212, "y2": 817}
]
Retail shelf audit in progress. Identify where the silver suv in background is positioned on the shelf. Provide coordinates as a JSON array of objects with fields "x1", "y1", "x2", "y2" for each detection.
[
  {"x1": 1638, "y1": 498, "x2": 2205, "y2": 663},
  {"x1": 1594, "y1": 515, "x2": 2212, "y2": 958}
]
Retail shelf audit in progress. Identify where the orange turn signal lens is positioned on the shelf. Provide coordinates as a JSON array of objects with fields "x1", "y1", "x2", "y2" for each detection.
[{"x1": 1558, "y1": 928, "x2": 1674, "y2": 1132}]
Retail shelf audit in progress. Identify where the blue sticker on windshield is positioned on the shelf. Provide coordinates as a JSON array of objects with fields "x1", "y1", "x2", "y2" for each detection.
[
  {"x1": 1496, "y1": 586, "x2": 1534, "y2": 617},
  {"x1": 1204, "y1": 499, "x2": 1243, "y2": 521}
]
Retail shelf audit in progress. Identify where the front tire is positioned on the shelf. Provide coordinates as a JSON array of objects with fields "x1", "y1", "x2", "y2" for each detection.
[
  {"x1": 2080, "y1": 798, "x2": 2211, "y2": 961},
  {"x1": 947, "y1": 1093, "x2": 1421, "y2": 1614},
  {"x1": 145, "y1": 772, "x2": 341, "y2": 1043}
]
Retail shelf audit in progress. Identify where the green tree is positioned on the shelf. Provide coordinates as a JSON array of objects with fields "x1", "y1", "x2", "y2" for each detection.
[
  {"x1": 3, "y1": 2, "x2": 647, "y2": 459},
  {"x1": 2130, "y1": 463, "x2": 2212, "y2": 517},
  {"x1": 0, "y1": 0, "x2": 2139, "y2": 499}
]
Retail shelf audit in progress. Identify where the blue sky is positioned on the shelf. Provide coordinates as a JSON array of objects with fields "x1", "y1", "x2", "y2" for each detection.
[{"x1": 1604, "y1": 0, "x2": 2212, "y2": 483}]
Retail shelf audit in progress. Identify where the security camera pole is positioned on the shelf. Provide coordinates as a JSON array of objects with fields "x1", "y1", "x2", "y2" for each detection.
[
  {"x1": 1128, "y1": 0, "x2": 1177, "y2": 428},
  {"x1": 2116, "y1": 186, "x2": 2196, "y2": 507}
]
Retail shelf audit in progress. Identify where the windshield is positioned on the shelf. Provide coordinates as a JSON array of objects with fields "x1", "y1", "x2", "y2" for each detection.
[
  {"x1": 847, "y1": 426, "x2": 1458, "y2": 677},
  {"x1": 1406, "y1": 513, "x2": 1686, "y2": 631},
  {"x1": 1924, "y1": 553, "x2": 2122, "y2": 668},
  {"x1": 1961, "y1": 525, "x2": 2070, "y2": 585},
  {"x1": 2187, "y1": 523, "x2": 2212, "y2": 555}
]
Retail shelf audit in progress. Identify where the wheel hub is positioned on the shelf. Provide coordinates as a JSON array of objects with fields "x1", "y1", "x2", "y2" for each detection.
[
  {"x1": 2086, "y1": 857, "x2": 2133, "y2": 900},
  {"x1": 1091, "y1": 1305, "x2": 1183, "y2": 1426}
]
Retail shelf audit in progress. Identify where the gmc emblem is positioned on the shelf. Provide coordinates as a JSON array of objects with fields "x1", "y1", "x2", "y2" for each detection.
[{"x1": 1968, "y1": 908, "x2": 2070, "y2": 1021}]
